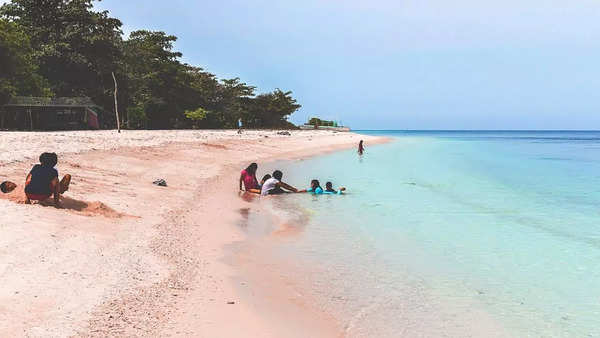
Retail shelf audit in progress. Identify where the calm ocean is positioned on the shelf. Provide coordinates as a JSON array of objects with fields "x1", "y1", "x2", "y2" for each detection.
[{"x1": 256, "y1": 131, "x2": 600, "y2": 337}]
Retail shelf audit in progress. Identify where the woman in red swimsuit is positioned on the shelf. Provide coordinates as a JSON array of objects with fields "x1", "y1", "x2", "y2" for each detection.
[{"x1": 239, "y1": 162, "x2": 260, "y2": 194}]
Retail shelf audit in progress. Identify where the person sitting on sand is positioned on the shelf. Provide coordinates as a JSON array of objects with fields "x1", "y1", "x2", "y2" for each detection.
[
  {"x1": 261, "y1": 170, "x2": 299, "y2": 195},
  {"x1": 0, "y1": 181, "x2": 17, "y2": 193},
  {"x1": 324, "y1": 181, "x2": 346, "y2": 195},
  {"x1": 24, "y1": 152, "x2": 71, "y2": 208},
  {"x1": 239, "y1": 163, "x2": 261, "y2": 194},
  {"x1": 298, "y1": 179, "x2": 324, "y2": 194}
]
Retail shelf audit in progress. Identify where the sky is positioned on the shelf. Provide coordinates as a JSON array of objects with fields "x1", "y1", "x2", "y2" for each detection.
[{"x1": 4, "y1": 0, "x2": 600, "y2": 129}]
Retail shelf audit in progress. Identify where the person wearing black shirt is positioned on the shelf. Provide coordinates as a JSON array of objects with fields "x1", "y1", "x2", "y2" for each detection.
[{"x1": 25, "y1": 152, "x2": 71, "y2": 208}]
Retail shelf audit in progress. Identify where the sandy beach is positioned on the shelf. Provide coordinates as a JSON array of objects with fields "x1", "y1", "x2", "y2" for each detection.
[{"x1": 0, "y1": 129, "x2": 385, "y2": 337}]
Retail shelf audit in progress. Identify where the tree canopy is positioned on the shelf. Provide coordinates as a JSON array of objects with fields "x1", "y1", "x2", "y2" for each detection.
[
  {"x1": 0, "y1": 0, "x2": 300, "y2": 129},
  {"x1": 0, "y1": 19, "x2": 49, "y2": 105}
]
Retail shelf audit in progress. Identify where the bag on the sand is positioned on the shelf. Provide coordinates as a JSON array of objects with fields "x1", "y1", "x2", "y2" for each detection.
[{"x1": 153, "y1": 179, "x2": 167, "y2": 187}]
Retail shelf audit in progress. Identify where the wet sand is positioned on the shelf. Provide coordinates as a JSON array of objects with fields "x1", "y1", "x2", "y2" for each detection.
[{"x1": 0, "y1": 130, "x2": 385, "y2": 337}]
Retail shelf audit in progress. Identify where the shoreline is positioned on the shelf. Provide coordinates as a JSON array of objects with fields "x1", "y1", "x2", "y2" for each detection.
[
  {"x1": 230, "y1": 137, "x2": 510, "y2": 338},
  {"x1": 0, "y1": 130, "x2": 388, "y2": 337}
]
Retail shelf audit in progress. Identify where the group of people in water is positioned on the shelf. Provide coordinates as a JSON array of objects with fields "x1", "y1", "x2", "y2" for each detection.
[
  {"x1": 238, "y1": 137, "x2": 367, "y2": 196},
  {"x1": 1, "y1": 152, "x2": 71, "y2": 207},
  {"x1": 239, "y1": 163, "x2": 346, "y2": 195}
]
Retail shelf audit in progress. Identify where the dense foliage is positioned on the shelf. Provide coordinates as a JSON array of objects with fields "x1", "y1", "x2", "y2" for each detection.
[
  {"x1": 0, "y1": 0, "x2": 300, "y2": 129},
  {"x1": 0, "y1": 19, "x2": 49, "y2": 105},
  {"x1": 308, "y1": 117, "x2": 337, "y2": 127}
]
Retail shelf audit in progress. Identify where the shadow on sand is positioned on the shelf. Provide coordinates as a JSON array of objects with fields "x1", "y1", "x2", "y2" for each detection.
[{"x1": 1, "y1": 189, "x2": 127, "y2": 218}]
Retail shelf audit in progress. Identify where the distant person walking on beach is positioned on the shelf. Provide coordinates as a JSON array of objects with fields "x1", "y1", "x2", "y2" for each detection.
[
  {"x1": 358, "y1": 140, "x2": 365, "y2": 155},
  {"x1": 261, "y1": 170, "x2": 299, "y2": 195},
  {"x1": 24, "y1": 152, "x2": 71, "y2": 207},
  {"x1": 239, "y1": 163, "x2": 261, "y2": 194}
]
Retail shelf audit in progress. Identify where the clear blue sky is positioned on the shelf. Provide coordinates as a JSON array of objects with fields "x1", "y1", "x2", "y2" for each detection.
[{"x1": 16, "y1": 0, "x2": 600, "y2": 129}]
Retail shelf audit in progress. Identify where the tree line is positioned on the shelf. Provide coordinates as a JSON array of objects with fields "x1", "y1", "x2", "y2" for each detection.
[{"x1": 0, "y1": 0, "x2": 300, "y2": 129}]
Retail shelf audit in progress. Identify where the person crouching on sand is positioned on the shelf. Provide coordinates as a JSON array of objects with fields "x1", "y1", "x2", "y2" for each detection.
[
  {"x1": 25, "y1": 152, "x2": 71, "y2": 208},
  {"x1": 261, "y1": 170, "x2": 299, "y2": 195},
  {"x1": 324, "y1": 181, "x2": 346, "y2": 195},
  {"x1": 1, "y1": 181, "x2": 17, "y2": 193},
  {"x1": 239, "y1": 162, "x2": 261, "y2": 194}
]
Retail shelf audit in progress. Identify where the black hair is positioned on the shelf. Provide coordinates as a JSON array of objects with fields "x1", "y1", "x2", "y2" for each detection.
[
  {"x1": 245, "y1": 163, "x2": 258, "y2": 174},
  {"x1": 39, "y1": 152, "x2": 58, "y2": 167},
  {"x1": 261, "y1": 174, "x2": 271, "y2": 182},
  {"x1": 325, "y1": 181, "x2": 335, "y2": 192},
  {"x1": 0, "y1": 181, "x2": 10, "y2": 193},
  {"x1": 311, "y1": 179, "x2": 321, "y2": 190},
  {"x1": 272, "y1": 170, "x2": 283, "y2": 180}
]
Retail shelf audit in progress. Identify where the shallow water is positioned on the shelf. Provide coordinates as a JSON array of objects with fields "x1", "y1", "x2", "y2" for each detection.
[{"x1": 255, "y1": 131, "x2": 600, "y2": 337}]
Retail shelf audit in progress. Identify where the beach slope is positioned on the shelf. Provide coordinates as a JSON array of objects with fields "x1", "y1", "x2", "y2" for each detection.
[{"x1": 0, "y1": 130, "x2": 384, "y2": 337}]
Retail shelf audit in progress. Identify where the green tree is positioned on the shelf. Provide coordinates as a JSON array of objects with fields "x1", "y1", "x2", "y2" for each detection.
[
  {"x1": 242, "y1": 89, "x2": 301, "y2": 128},
  {"x1": 183, "y1": 107, "x2": 209, "y2": 128},
  {"x1": 1, "y1": 0, "x2": 123, "y2": 109},
  {"x1": 123, "y1": 30, "x2": 186, "y2": 128},
  {"x1": 1, "y1": 0, "x2": 302, "y2": 130},
  {"x1": 212, "y1": 78, "x2": 255, "y2": 128},
  {"x1": 0, "y1": 18, "x2": 49, "y2": 105}
]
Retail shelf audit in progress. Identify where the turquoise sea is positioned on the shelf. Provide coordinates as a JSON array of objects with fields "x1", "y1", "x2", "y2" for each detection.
[{"x1": 255, "y1": 131, "x2": 600, "y2": 337}]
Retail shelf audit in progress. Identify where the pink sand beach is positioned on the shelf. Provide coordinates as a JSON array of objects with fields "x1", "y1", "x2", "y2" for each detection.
[{"x1": 0, "y1": 129, "x2": 385, "y2": 337}]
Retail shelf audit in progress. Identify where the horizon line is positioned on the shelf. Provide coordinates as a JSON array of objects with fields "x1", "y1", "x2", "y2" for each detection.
[{"x1": 352, "y1": 129, "x2": 600, "y2": 132}]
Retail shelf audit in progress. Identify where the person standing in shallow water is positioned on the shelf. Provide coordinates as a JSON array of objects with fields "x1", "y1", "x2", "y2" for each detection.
[{"x1": 358, "y1": 140, "x2": 365, "y2": 155}]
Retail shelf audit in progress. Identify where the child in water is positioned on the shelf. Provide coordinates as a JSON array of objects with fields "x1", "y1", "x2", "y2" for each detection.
[
  {"x1": 25, "y1": 152, "x2": 71, "y2": 207},
  {"x1": 324, "y1": 181, "x2": 346, "y2": 194},
  {"x1": 261, "y1": 170, "x2": 299, "y2": 195},
  {"x1": 259, "y1": 174, "x2": 271, "y2": 189},
  {"x1": 299, "y1": 180, "x2": 346, "y2": 195},
  {"x1": 299, "y1": 179, "x2": 324, "y2": 194}
]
